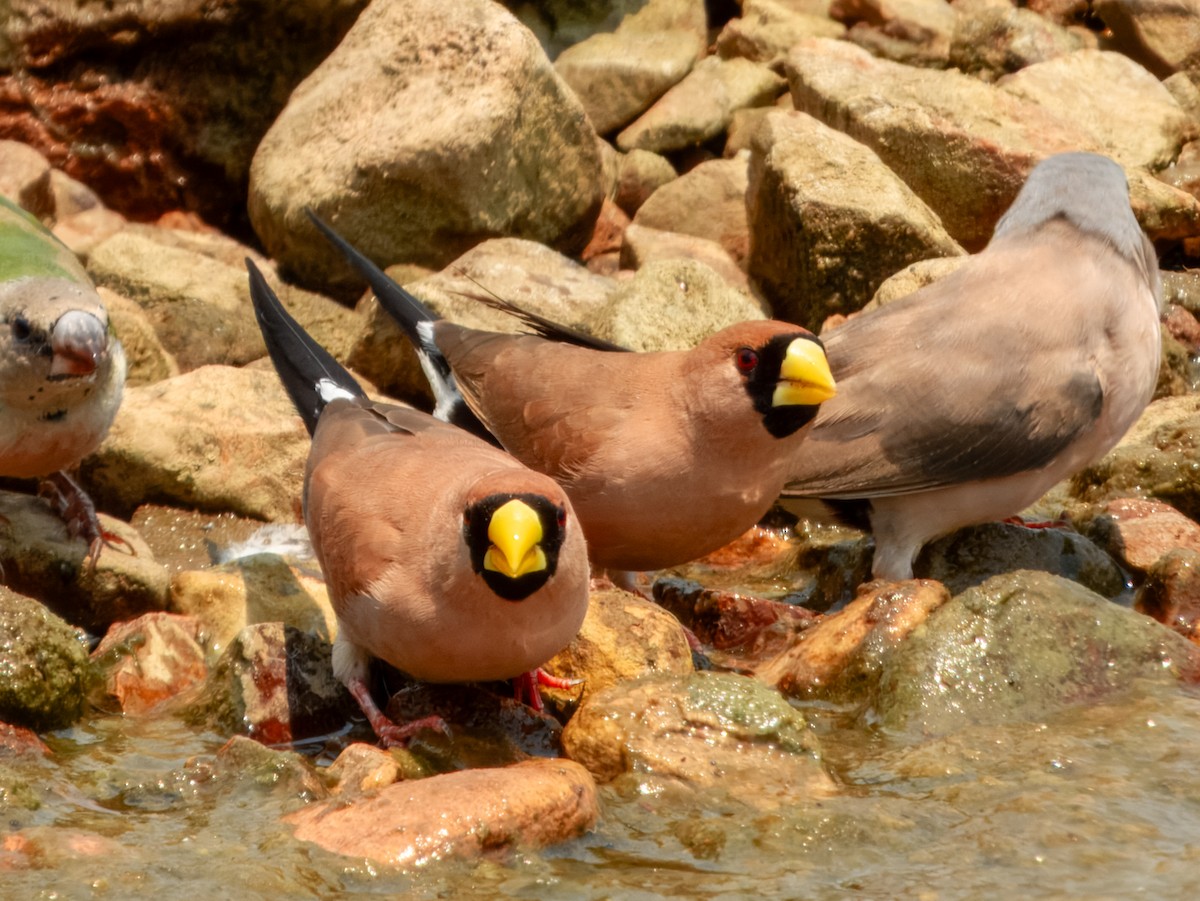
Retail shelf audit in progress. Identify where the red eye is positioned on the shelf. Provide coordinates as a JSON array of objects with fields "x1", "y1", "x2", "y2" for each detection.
[
  {"x1": 556, "y1": 507, "x2": 567, "y2": 528},
  {"x1": 462, "y1": 510, "x2": 472, "y2": 528},
  {"x1": 735, "y1": 347, "x2": 758, "y2": 373}
]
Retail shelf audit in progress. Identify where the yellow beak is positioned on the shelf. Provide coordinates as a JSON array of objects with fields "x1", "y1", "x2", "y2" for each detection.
[
  {"x1": 772, "y1": 338, "x2": 837, "y2": 407},
  {"x1": 483, "y1": 499, "x2": 548, "y2": 579}
]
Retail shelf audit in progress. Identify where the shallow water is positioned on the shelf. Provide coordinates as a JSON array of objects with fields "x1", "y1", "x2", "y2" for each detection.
[{"x1": 4, "y1": 679, "x2": 1200, "y2": 899}]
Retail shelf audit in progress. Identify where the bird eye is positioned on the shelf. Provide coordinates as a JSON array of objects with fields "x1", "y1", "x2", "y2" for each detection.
[
  {"x1": 462, "y1": 510, "x2": 472, "y2": 528},
  {"x1": 556, "y1": 506, "x2": 567, "y2": 528},
  {"x1": 10, "y1": 316, "x2": 31, "y2": 342},
  {"x1": 734, "y1": 347, "x2": 758, "y2": 373}
]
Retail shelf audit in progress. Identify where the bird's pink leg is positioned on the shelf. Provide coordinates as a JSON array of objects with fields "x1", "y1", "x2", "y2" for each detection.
[
  {"x1": 345, "y1": 676, "x2": 448, "y2": 748},
  {"x1": 39, "y1": 471, "x2": 133, "y2": 570},
  {"x1": 1002, "y1": 515, "x2": 1070, "y2": 531},
  {"x1": 513, "y1": 668, "x2": 584, "y2": 711}
]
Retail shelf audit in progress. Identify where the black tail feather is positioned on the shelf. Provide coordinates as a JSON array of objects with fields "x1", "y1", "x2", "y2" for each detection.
[
  {"x1": 246, "y1": 259, "x2": 365, "y2": 436},
  {"x1": 449, "y1": 284, "x2": 629, "y2": 353}
]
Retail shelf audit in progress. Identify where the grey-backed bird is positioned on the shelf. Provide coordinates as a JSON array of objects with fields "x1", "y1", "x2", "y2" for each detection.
[{"x1": 780, "y1": 152, "x2": 1163, "y2": 580}]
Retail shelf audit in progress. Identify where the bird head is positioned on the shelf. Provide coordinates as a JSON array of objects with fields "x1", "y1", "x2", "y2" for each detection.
[
  {"x1": 463, "y1": 491, "x2": 569, "y2": 601},
  {"x1": 712, "y1": 322, "x2": 836, "y2": 438}
]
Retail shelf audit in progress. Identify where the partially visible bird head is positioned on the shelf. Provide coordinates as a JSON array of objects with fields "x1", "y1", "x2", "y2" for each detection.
[
  {"x1": 706, "y1": 321, "x2": 836, "y2": 439},
  {"x1": 0, "y1": 279, "x2": 120, "y2": 413},
  {"x1": 462, "y1": 490, "x2": 570, "y2": 601}
]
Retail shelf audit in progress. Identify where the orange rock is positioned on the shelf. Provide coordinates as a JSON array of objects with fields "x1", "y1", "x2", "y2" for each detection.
[{"x1": 285, "y1": 759, "x2": 598, "y2": 867}]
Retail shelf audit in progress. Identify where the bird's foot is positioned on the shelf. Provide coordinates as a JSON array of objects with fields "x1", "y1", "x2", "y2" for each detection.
[
  {"x1": 346, "y1": 676, "x2": 449, "y2": 747},
  {"x1": 39, "y1": 471, "x2": 134, "y2": 570},
  {"x1": 513, "y1": 668, "x2": 584, "y2": 712}
]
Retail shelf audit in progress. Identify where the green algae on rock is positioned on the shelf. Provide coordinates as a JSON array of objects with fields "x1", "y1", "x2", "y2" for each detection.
[
  {"x1": 874, "y1": 570, "x2": 1200, "y2": 734},
  {"x1": 0, "y1": 585, "x2": 93, "y2": 732}
]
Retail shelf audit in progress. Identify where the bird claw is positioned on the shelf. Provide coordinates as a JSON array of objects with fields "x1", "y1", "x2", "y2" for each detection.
[
  {"x1": 374, "y1": 714, "x2": 451, "y2": 748},
  {"x1": 39, "y1": 471, "x2": 135, "y2": 571}
]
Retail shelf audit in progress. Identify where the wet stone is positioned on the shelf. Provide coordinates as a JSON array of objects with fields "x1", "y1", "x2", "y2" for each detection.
[
  {"x1": 1080, "y1": 497, "x2": 1200, "y2": 576},
  {"x1": 285, "y1": 758, "x2": 599, "y2": 867},
  {"x1": 1136, "y1": 548, "x2": 1200, "y2": 644},
  {"x1": 90, "y1": 612, "x2": 208, "y2": 715}
]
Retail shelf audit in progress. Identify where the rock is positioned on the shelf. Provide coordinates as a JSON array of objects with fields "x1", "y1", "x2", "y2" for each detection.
[
  {"x1": 196, "y1": 622, "x2": 350, "y2": 745},
  {"x1": 323, "y1": 743, "x2": 403, "y2": 797},
  {"x1": 949, "y1": 0, "x2": 1084, "y2": 80},
  {"x1": 170, "y1": 555, "x2": 333, "y2": 654},
  {"x1": 1126, "y1": 167, "x2": 1200, "y2": 244},
  {"x1": 553, "y1": 0, "x2": 707, "y2": 135},
  {"x1": 1156, "y1": 324, "x2": 1195, "y2": 399},
  {"x1": 621, "y1": 223, "x2": 758, "y2": 300},
  {"x1": 1136, "y1": 548, "x2": 1200, "y2": 643},
  {"x1": 0, "y1": 0, "x2": 365, "y2": 230},
  {"x1": 0, "y1": 490, "x2": 169, "y2": 634},
  {"x1": 581, "y1": 195, "x2": 630, "y2": 275},
  {"x1": 285, "y1": 758, "x2": 598, "y2": 865},
  {"x1": 1070, "y1": 394, "x2": 1200, "y2": 522},
  {"x1": 996, "y1": 50, "x2": 1191, "y2": 173},
  {"x1": 653, "y1": 576, "x2": 818, "y2": 671},
  {"x1": 747, "y1": 110, "x2": 963, "y2": 329},
  {"x1": 864, "y1": 255, "x2": 967, "y2": 310},
  {"x1": 101, "y1": 288, "x2": 180, "y2": 387},
  {"x1": 716, "y1": 0, "x2": 846, "y2": 65},
  {"x1": 834, "y1": 0, "x2": 959, "y2": 68},
  {"x1": 562, "y1": 671, "x2": 832, "y2": 791},
  {"x1": 632, "y1": 154, "x2": 752, "y2": 269},
  {"x1": 756, "y1": 579, "x2": 950, "y2": 699},
  {"x1": 541, "y1": 587, "x2": 693, "y2": 702},
  {"x1": 250, "y1": 0, "x2": 604, "y2": 291},
  {"x1": 82, "y1": 365, "x2": 308, "y2": 522},
  {"x1": 612, "y1": 148, "x2": 677, "y2": 216},
  {"x1": 1080, "y1": 497, "x2": 1200, "y2": 575},
  {"x1": 383, "y1": 682, "x2": 565, "y2": 770},
  {"x1": 0, "y1": 723, "x2": 49, "y2": 758},
  {"x1": 1093, "y1": 0, "x2": 1200, "y2": 79},
  {"x1": 0, "y1": 584, "x2": 92, "y2": 731},
  {"x1": 916, "y1": 521, "x2": 1127, "y2": 597},
  {"x1": 348, "y1": 237, "x2": 614, "y2": 400},
  {"x1": 616, "y1": 57, "x2": 785, "y2": 154},
  {"x1": 197, "y1": 734, "x2": 327, "y2": 801},
  {"x1": 590, "y1": 258, "x2": 766, "y2": 350},
  {"x1": 87, "y1": 224, "x2": 357, "y2": 371},
  {"x1": 129, "y1": 505, "x2": 288, "y2": 574},
  {"x1": 0, "y1": 827, "x2": 124, "y2": 871},
  {"x1": 784, "y1": 38, "x2": 1189, "y2": 249},
  {"x1": 874, "y1": 570, "x2": 1200, "y2": 733},
  {"x1": 1164, "y1": 304, "x2": 1200, "y2": 354},
  {"x1": 0, "y1": 139, "x2": 53, "y2": 219},
  {"x1": 90, "y1": 612, "x2": 207, "y2": 715}
]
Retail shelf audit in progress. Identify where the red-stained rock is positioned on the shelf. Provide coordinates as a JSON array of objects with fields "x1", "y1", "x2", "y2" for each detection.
[
  {"x1": 0, "y1": 722, "x2": 50, "y2": 758},
  {"x1": 1085, "y1": 497, "x2": 1200, "y2": 575},
  {"x1": 91, "y1": 612, "x2": 207, "y2": 715},
  {"x1": 1164, "y1": 303, "x2": 1200, "y2": 354},
  {"x1": 285, "y1": 758, "x2": 598, "y2": 866},
  {"x1": 1136, "y1": 548, "x2": 1200, "y2": 643}
]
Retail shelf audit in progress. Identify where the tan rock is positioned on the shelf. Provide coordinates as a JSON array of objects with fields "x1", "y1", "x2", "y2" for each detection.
[
  {"x1": 632, "y1": 154, "x2": 752, "y2": 267},
  {"x1": 835, "y1": 0, "x2": 959, "y2": 67},
  {"x1": 348, "y1": 238, "x2": 614, "y2": 400},
  {"x1": 747, "y1": 110, "x2": 964, "y2": 328},
  {"x1": 949, "y1": 0, "x2": 1084, "y2": 80},
  {"x1": 785, "y1": 38, "x2": 1191, "y2": 249},
  {"x1": 324, "y1": 743, "x2": 402, "y2": 797},
  {"x1": 562, "y1": 671, "x2": 834, "y2": 797},
  {"x1": 864, "y1": 255, "x2": 967, "y2": 310},
  {"x1": 1093, "y1": 0, "x2": 1200, "y2": 78},
  {"x1": 589, "y1": 258, "x2": 766, "y2": 350},
  {"x1": 716, "y1": 0, "x2": 846, "y2": 65},
  {"x1": 616, "y1": 57, "x2": 785, "y2": 154},
  {"x1": 554, "y1": 0, "x2": 707, "y2": 135},
  {"x1": 100, "y1": 287, "x2": 180, "y2": 387},
  {"x1": 0, "y1": 138, "x2": 53, "y2": 219},
  {"x1": 0, "y1": 490, "x2": 168, "y2": 634},
  {"x1": 1136, "y1": 548, "x2": 1200, "y2": 643},
  {"x1": 286, "y1": 758, "x2": 598, "y2": 865},
  {"x1": 621, "y1": 223, "x2": 760, "y2": 301},
  {"x1": 997, "y1": 50, "x2": 1191, "y2": 172},
  {"x1": 82, "y1": 365, "x2": 308, "y2": 522},
  {"x1": 250, "y1": 0, "x2": 604, "y2": 291},
  {"x1": 542, "y1": 587, "x2": 693, "y2": 701},
  {"x1": 612, "y1": 148, "x2": 677, "y2": 216},
  {"x1": 170, "y1": 555, "x2": 334, "y2": 653},
  {"x1": 756, "y1": 579, "x2": 951, "y2": 697}
]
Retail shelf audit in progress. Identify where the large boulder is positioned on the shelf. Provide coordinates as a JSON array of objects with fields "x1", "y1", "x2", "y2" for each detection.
[{"x1": 249, "y1": 0, "x2": 605, "y2": 292}]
